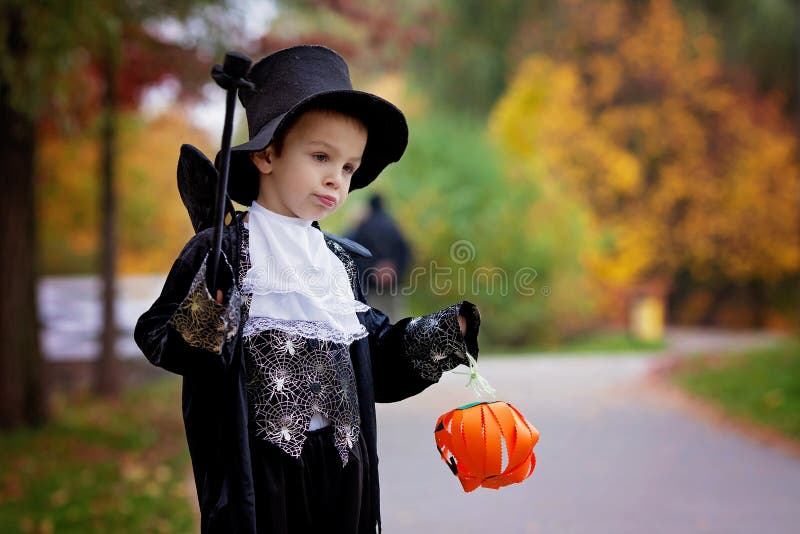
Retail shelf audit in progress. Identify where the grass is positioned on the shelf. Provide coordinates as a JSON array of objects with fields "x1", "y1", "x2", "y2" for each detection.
[
  {"x1": 485, "y1": 331, "x2": 666, "y2": 355},
  {"x1": 670, "y1": 339, "x2": 800, "y2": 441},
  {"x1": 0, "y1": 377, "x2": 194, "y2": 534}
]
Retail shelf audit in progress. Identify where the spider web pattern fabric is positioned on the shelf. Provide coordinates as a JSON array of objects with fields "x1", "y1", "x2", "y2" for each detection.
[
  {"x1": 244, "y1": 331, "x2": 361, "y2": 464},
  {"x1": 168, "y1": 252, "x2": 241, "y2": 353},
  {"x1": 237, "y1": 224, "x2": 361, "y2": 464},
  {"x1": 404, "y1": 304, "x2": 468, "y2": 382},
  {"x1": 323, "y1": 237, "x2": 361, "y2": 296},
  {"x1": 238, "y1": 226, "x2": 253, "y2": 321}
]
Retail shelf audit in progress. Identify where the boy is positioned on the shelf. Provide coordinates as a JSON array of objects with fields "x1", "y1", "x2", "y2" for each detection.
[{"x1": 135, "y1": 45, "x2": 480, "y2": 534}]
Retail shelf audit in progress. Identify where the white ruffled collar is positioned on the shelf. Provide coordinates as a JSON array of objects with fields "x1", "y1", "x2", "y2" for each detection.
[
  {"x1": 242, "y1": 201, "x2": 368, "y2": 344},
  {"x1": 249, "y1": 201, "x2": 313, "y2": 227}
]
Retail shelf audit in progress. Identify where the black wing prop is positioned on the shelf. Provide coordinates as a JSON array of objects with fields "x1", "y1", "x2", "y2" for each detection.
[{"x1": 176, "y1": 143, "x2": 235, "y2": 234}]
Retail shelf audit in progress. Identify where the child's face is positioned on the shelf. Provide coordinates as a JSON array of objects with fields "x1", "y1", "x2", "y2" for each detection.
[{"x1": 251, "y1": 110, "x2": 367, "y2": 221}]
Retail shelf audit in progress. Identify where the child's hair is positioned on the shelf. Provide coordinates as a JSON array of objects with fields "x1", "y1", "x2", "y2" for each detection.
[{"x1": 268, "y1": 104, "x2": 369, "y2": 156}]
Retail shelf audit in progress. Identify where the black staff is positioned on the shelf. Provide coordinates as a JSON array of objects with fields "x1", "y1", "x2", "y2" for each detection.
[{"x1": 208, "y1": 51, "x2": 254, "y2": 296}]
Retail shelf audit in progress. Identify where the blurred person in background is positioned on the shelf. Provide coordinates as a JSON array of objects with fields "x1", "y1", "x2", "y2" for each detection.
[{"x1": 347, "y1": 193, "x2": 411, "y2": 321}]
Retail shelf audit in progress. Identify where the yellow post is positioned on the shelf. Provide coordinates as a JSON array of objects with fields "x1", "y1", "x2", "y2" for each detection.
[{"x1": 629, "y1": 294, "x2": 664, "y2": 342}]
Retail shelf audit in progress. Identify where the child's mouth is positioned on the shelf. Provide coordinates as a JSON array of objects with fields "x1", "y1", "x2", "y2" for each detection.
[{"x1": 315, "y1": 194, "x2": 337, "y2": 207}]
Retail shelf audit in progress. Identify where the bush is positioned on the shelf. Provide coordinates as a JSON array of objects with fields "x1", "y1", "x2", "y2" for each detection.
[{"x1": 365, "y1": 112, "x2": 602, "y2": 347}]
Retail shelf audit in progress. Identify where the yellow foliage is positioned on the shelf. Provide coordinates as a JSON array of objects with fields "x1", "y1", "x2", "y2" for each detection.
[
  {"x1": 116, "y1": 111, "x2": 214, "y2": 273},
  {"x1": 37, "y1": 108, "x2": 215, "y2": 274},
  {"x1": 490, "y1": 0, "x2": 799, "y2": 286},
  {"x1": 365, "y1": 72, "x2": 427, "y2": 119}
]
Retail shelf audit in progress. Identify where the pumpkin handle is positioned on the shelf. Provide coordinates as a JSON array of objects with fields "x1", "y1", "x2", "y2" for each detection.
[{"x1": 453, "y1": 351, "x2": 496, "y2": 400}]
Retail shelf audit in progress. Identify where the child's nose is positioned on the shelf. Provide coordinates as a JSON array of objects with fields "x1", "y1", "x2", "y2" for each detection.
[{"x1": 324, "y1": 170, "x2": 341, "y2": 189}]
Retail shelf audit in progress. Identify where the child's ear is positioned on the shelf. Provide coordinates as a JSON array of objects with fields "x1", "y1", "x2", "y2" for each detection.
[{"x1": 250, "y1": 147, "x2": 274, "y2": 174}]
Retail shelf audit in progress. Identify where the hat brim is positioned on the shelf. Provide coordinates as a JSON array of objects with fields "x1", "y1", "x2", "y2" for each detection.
[{"x1": 220, "y1": 90, "x2": 408, "y2": 206}]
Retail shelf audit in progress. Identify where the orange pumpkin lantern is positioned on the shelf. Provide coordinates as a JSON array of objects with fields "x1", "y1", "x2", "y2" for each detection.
[{"x1": 434, "y1": 400, "x2": 539, "y2": 492}]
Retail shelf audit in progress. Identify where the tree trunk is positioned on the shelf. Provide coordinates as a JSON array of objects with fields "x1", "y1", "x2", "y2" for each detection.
[
  {"x1": 796, "y1": 1, "x2": 800, "y2": 333},
  {"x1": 93, "y1": 52, "x2": 120, "y2": 397},
  {"x1": 748, "y1": 279, "x2": 768, "y2": 328},
  {"x1": 701, "y1": 281, "x2": 734, "y2": 327},
  {"x1": 0, "y1": 6, "x2": 47, "y2": 428}
]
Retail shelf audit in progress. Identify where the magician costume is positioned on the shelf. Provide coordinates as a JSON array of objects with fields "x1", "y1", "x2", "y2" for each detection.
[{"x1": 134, "y1": 45, "x2": 481, "y2": 534}]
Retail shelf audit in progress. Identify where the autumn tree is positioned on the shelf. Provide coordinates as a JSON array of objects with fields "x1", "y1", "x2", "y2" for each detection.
[
  {"x1": 491, "y1": 0, "x2": 799, "y2": 324},
  {"x1": 0, "y1": 0, "x2": 224, "y2": 426},
  {"x1": 83, "y1": 13, "x2": 213, "y2": 397},
  {"x1": 39, "y1": 111, "x2": 213, "y2": 275},
  {"x1": 0, "y1": 5, "x2": 44, "y2": 427}
]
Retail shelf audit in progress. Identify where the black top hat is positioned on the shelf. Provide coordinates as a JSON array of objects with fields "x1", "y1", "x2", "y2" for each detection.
[{"x1": 219, "y1": 45, "x2": 409, "y2": 206}]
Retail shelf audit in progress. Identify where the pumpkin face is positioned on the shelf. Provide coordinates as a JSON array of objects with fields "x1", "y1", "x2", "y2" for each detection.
[{"x1": 434, "y1": 401, "x2": 539, "y2": 492}]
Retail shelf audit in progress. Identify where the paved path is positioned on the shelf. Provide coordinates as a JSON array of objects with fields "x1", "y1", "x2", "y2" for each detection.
[
  {"x1": 39, "y1": 274, "x2": 164, "y2": 360},
  {"x1": 376, "y1": 334, "x2": 799, "y2": 533}
]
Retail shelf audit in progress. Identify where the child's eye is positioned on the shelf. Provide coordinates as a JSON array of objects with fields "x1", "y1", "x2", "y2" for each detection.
[
  {"x1": 312, "y1": 153, "x2": 328, "y2": 162},
  {"x1": 343, "y1": 163, "x2": 356, "y2": 175}
]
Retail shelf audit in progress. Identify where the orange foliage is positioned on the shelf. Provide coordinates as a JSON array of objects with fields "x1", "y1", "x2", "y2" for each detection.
[
  {"x1": 491, "y1": 0, "x2": 799, "y2": 287},
  {"x1": 37, "y1": 110, "x2": 214, "y2": 274}
]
